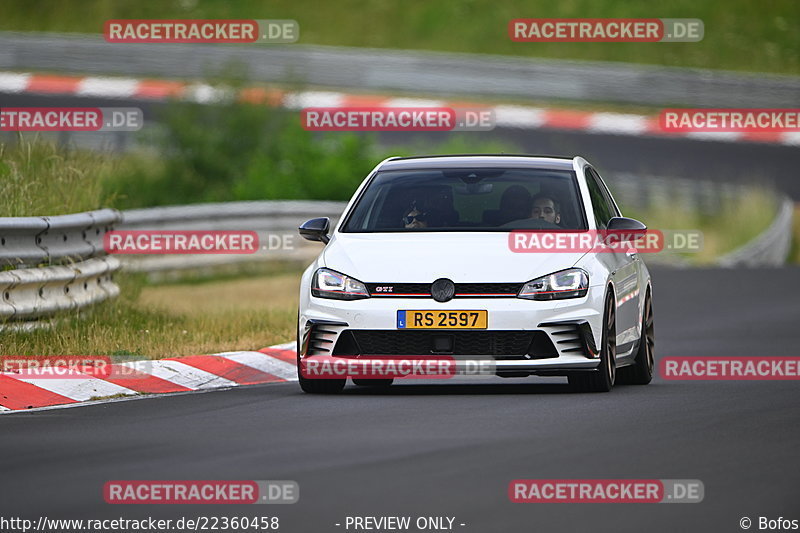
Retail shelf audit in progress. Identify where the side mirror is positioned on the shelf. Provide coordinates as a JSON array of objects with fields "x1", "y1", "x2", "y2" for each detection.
[
  {"x1": 299, "y1": 217, "x2": 330, "y2": 244},
  {"x1": 606, "y1": 217, "x2": 647, "y2": 243},
  {"x1": 607, "y1": 216, "x2": 647, "y2": 231}
]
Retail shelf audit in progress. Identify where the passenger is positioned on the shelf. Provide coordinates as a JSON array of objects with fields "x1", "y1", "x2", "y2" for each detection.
[{"x1": 530, "y1": 194, "x2": 561, "y2": 226}]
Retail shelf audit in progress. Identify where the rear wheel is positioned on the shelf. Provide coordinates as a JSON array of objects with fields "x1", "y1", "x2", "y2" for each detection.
[
  {"x1": 569, "y1": 293, "x2": 616, "y2": 393},
  {"x1": 617, "y1": 291, "x2": 654, "y2": 385}
]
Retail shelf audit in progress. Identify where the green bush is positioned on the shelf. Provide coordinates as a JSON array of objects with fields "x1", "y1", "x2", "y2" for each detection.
[{"x1": 105, "y1": 99, "x2": 377, "y2": 208}]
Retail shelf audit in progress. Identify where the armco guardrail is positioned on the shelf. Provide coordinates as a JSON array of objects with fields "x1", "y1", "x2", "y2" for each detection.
[
  {"x1": 0, "y1": 208, "x2": 119, "y2": 268},
  {"x1": 717, "y1": 197, "x2": 794, "y2": 267},
  {"x1": 117, "y1": 200, "x2": 347, "y2": 273},
  {"x1": 607, "y1": 173, "x2": 746, "y2": 215},
  {"x1": 0, "y1": 257, "x2": 120, "y2": 322},
  {"x1": 1, "y1": 31, "x2": 799, "y2": 108},
  {"x1": 0, "y1": 209, "x2": 121, "y2": 325}
]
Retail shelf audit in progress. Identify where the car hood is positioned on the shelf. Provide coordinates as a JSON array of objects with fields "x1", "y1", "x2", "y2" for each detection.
[{"x1": 322, "y1": 232, "x2": 585, "y2": 283}]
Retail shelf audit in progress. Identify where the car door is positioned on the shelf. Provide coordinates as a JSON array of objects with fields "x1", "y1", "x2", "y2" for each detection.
[{"x1": 584, "y1": 167, "x2": 641, "y2": 356}]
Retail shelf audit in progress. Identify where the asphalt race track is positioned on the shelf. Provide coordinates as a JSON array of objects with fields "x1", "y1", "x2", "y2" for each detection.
[{"x1": 1, "y1": 266, "x2": 798, "y2": 532}]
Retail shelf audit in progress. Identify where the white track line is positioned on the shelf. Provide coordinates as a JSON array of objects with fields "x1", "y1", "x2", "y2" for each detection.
[
  {"x1": 220, "y1": 351, "x2": 297, "y2": 381},
  {"x1": 0, "y1": 72, "x2": 32, "y2": 93},
  {"x1": 120, "y1": 359, "x2": 237, "y2": 390},
  {"x1": 588, "y1": 112, "x2": 650, "y2": 135},
  {"x1": 780, "y1": 132, "x2": 800, "y2": 145},
  {"x1": 384, "y1": 97, "x2": 445, "y2": 108},
  {"x1": 270, "y1": 342, "x2": 296, "y2": 351},
  {"x1": 494, "y1": 105, "x2": 547, "y2": 128},
  {"x1": 184, "y1": 83, "x2": 232, "y2": 104},
  {"x1": 11, "y1": 369, "x2": 138, "y2": 401},
  {"x1": 283, "y1": 91, "x2": 345, "y2": 109},
  {"x1": 77, "y1": 77, "x2": 140, "y2": 98},
  {"x1": 685, "y1": 131, "x2": 744, "y2": 142}
]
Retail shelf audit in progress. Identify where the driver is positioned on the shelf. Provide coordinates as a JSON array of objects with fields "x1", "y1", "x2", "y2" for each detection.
[
  {"x1": 530, "y1": 194, "x2": 561, "y2": 226},
  {"x1": 401, "y1": 188, "x2": 458, "y2": 229},
  {"x1": 402, "y1": 201, "x2": 428, "y2": 229}
]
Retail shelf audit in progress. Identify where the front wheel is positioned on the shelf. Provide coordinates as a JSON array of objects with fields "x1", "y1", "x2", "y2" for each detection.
[
  {"x1": 617, "y1": 291, "x2": 654, "y2": 385},
  {"x1": 569, "y1": 293, "x2": 616, "y2": 393},
  {"x1": 297, "y1": 313, "x2": 345, "y2": 394},
  {"x1": 297, "y1": 352, "x2": 346, "y2": 394}
]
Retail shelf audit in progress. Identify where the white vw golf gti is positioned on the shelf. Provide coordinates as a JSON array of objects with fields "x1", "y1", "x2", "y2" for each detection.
[{"x1": 296, "y1": 155, "x2": 654, "y2": 393}]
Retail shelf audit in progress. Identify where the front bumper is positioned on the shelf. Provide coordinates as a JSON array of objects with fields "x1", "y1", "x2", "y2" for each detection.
[{"x1": 300, "y1": 286, "x2": 606, "y2": 375}]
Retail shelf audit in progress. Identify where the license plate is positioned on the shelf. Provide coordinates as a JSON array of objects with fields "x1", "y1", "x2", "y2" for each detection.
[{"x1": 397, "y1": 310, "x2": 487, "y2": 329}]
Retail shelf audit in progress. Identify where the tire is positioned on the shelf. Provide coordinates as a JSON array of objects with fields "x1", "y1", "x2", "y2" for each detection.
[
  {"x1": 297, "y1": 351, "x2": 346, "y2": 394},
  {"x1": 617, "y1": 291, "x2": 654, "y2": 385},
  {"x1": 569, "y1": 293, "x2": 616, "y2": 393},
  {"x1": 352, "y1": 378, "x2": 394, "y2": 387},
  {"x1": 297, "y1": 313, "x2": 346, "y2": 394}
]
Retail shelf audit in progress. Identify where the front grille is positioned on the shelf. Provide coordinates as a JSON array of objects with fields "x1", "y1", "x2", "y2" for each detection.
[
  {"x1": 456, "y1": 283, "x2": 522, "y2": 296},
  {"x1": 334, "y1": 330, "x2": 557, "y2": 358},
  {"x1": 365, "y1": 282, "x2": 522, "y2": 298}
]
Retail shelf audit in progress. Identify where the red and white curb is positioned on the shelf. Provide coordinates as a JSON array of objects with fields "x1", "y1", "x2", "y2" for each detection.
[
  {"x1": 1, "y1": 71, "x2": 798, "y2": 146},
  {"x1": 0, "y1": 343, "x2": 297, "y2": 413}
]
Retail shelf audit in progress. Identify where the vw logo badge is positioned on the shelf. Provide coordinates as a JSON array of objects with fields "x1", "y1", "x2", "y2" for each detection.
[{"x1": 431, "y1": 278, "x2": 455, "y2": 302}]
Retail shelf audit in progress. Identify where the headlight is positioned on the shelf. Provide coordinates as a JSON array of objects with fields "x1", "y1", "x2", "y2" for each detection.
[
  {"x1": 518, "y1": 268, "x2": 589, "y2": 300},
  {"x1": 312, "y1": 268, "x2": 370, "y2": 300}
]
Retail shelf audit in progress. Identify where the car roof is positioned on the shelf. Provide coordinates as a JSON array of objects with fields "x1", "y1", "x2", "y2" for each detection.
[{"x1": 378, "y1": 154, "x2": 577, "y2": 172}]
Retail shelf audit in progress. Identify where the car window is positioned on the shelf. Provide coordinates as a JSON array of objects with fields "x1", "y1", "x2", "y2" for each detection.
[
  {"x1": 341, "y1": 168, "x2": 587, "y2": 232},
  {"x1": 584, "y1": 167, "x2": 616, "y2": 229},
  {"x1": 588, "y1": 167, "x2": 620, "y2": 218}
]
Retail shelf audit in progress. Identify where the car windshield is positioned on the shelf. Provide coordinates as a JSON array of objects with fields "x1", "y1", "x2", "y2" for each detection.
[{"x1": 341, "y1": 167, "x2": 586, "y2": 232}]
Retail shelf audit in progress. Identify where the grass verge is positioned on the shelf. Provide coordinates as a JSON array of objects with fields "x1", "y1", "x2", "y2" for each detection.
[
  {"x1": 0, "y1": 135, "x2": 117, "y2": 217},
  {"x1": 0, "y1": 271, "x2": 300, "y2": 358}
]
